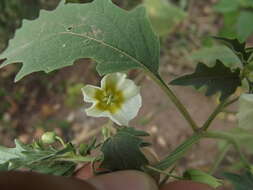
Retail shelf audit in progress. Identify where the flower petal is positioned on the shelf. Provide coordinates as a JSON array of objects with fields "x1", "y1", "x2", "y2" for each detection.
[
  {"x1": 118, "y1": 79, "x2": 140, "y2": 99},
  {"x1": 82, "y1": 85, "x2": 102, "y2": 103},
  {"x1": 110, "y1": 94, "x2": 142, "y2": 126},
  {"x1": 101, "y1": 73, "x2": 126, "y2": 90},
  {"x1": 85, "y1": 103, "x2": 111, "y2": 118},
  {"x1": 101, "y1": 73, "x2": 140, "y2": 99}
]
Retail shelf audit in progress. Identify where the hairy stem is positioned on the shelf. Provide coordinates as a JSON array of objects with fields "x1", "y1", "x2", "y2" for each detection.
[{"x1": 146, "y1": 70, "x2": 198, "y2": 132}]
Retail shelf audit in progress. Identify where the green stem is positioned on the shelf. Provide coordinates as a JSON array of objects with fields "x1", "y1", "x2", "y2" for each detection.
[
  {"x1": 209, "y1": 143, "x2": 231, "y2": 174},
  {"x1": 155, "y1": 133, "x2": 203, "y2": 170},
  {"x1": 203, "y1": 131, "x2": 250, "y2": 168},
  {"x1": 224, "y1": 97, "x2": 239, "y2": 108},
  {"x1": 57, "y1": 155, "x2": 98, "y2": 163},
  {"x1": 155, "y1": 130, "x2": 250, "y2": 172},
  {"x1": 55, "y1": 136, "x2": 66, "y2": 147},
  {"x1": 201, "y1": 97, "x2": 239, "y2": 131},
  {"x1": 201, "y1": 100, "x2": 227, "y2": 131},
  {"x1": 146, "y1": 71, "x2": 198, "y2": 132},
  {"x1": 146, "y1": 165, "x2": 183, "y2": 180}
]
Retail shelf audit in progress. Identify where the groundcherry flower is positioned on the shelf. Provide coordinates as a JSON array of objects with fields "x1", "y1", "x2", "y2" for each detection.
[{"x1": 81, "y1": 73, "x2": 142, "y2": 126}]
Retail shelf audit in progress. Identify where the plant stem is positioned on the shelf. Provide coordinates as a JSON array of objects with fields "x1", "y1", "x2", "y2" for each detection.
[
  {"x1": 155, "y1": 133, "x2": 203, "y2": 170},
  {"x1": 224, "y1": 97, "x2": 239, "y2": 108},
  {"x1": 201, "y1": 97, "x2": 239, "y2": 131},
  {"x1": 58, "y1": 155, "x2": 98, "y2": 163},
  {"x1": 146, "y1": 70, "x2": 198, "y2": 131},
  {"x1": 156, "y1": 130, "x2": 250, "y2": 172},
  {"x1": 146, "y1": 165, "x2": 183, "y2": 180},
  {"x1": 209, "y1": 143, "x2": 231, "y2": 174},
  {"x1": 203, "y1": 131, "x2": 251, "y2": 168},
  {"x1": 55, "y1": 136, "x2": 66, "y2": 147},
  {"x1": 201, "y1": 100, "x2": 227, "y2": 131}
]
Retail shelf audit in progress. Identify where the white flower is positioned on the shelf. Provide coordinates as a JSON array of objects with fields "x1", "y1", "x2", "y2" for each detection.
[{"x1": 81, "y1": 73, "x2": 142, "y2": 126}]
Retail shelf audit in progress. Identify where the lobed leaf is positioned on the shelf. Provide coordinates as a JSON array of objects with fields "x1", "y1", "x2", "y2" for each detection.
[
  {"x1": 191, "y1": 45, "x2": 241, "y2": 68},
  {"x1": 0, "y1": 0, "x2": 160, "y2": 82},
  {"x1": 213, "y1": 36, "x2": 252, "y2": 64},
  {"x1": 0, "y1": 140, "x2": 77, "y2": 176},
  {"x1": 0, "y1": 0, "x2": 60, "y2": 53},
  {"x1": 100, "y1": 127, "x2": 149, "y2": 171},
  {"x1": 170, "y1": 60, "x2": 241, "y2": 101}
]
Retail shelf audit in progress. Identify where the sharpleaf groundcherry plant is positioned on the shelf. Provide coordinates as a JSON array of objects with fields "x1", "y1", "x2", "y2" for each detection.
[{"x1": 1, "y1": 0, "x2": 253, "y2": 189}]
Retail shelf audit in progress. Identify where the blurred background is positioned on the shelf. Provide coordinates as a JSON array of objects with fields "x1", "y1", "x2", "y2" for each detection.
[{"x1": 1, "y1": 0, "x2": 253, "y2": 188}]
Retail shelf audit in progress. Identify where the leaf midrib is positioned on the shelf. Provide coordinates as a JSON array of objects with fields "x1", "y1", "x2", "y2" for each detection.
[{"x1": 60, "y1": 31, "x2": 148, "y2": 71}]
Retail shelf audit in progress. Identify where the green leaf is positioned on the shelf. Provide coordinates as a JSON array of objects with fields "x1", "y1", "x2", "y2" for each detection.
[
  {"x1": 191, "y1": 45, "x2": 241, "y2": 68},
  {"x1": 237, "y1": 11, "x2": 253, "y2": 42},
  {"x1": 65, "y1": 0, "x2": 93, "y2": 3},
  {"x1": 238, "y1": 94, "x2": 253, "y2": 129},
  {"x1": 219, "y1": 11, "x2": 238, "y2": 39},
  {"x1": 0, "y1": 140, "x2": 26, "y2": 164},
  {"x1": 170, "y1": 60, "x2": 241, "y2": 101},
  {"x1": 183, "y1": 169, "x2": 223, "y2": 188},
  {"x1": 29, "y1": 161, "x2": 76, "y2": 176},
  {"x1": 144, "y1": 0, "x2": 186, "y2": 36},
  {"x1": 213, "y1": 0, "x2": 239, "y2": 13},
  {"x1": 0, "y1": 0, "x2": 60, "y2": 53},
  {"x1": 239, "y1": 0, "x2": 253, "y2": 7},
  {"x1": 0, "y1": 140, "x2": 77, "y2": 176},
  {"x1": 0, "y1": 0, "x2": 160, "y2": 82},
  {"x1": 100, "y1": 127, "x2": 149, "y2": 171},
  {"x1": 223, "y1": 171, "x2": 253, "y2": 190},
  {"x1": 213, "y1": 36, "x2": 251, "y2": 64}
]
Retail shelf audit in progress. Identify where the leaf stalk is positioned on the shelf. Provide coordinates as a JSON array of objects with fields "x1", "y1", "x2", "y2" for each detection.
[{"x1": 145, "y1": 70, "x2": 198, "y2": 132}]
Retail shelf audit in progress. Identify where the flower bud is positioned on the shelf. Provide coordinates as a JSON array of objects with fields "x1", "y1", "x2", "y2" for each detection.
[
  {"x1": 183, "y1": 169, "x2": 222, "y2": 188},
  {"x1": 41, "y1": 132, "x2": 57, "y2": 144}
]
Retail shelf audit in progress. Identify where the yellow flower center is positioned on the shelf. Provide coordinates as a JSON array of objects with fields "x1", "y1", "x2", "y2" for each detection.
[{"x1": 94, "y1": 82, "x2": 124, "y2": 113}]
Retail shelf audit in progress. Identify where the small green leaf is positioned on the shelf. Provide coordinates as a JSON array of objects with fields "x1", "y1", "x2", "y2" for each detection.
[
  {"x1": 213, "y1": 36, "x2": 251, "y2": 64},
  {"x1": 100, "y1": 127, "x2": 149, "y2": 171},
  {"x1": 238, "y1": 94, "x2": 253, "y2": 129},
  {"x1": 191, "y1": 45, "x2": 241, "y2": 68},
  {"x1": 213, "y1": 0, "x2": 239, "y2": 13},
  {"x1": 0, "y1": 140, "x2": 26, "y2": 164},
  {"x1": 144, "y1": 0, "x2": 186, "y2": 36},
  {"x1": 183, "y1": 169, "x2": 223, "y2": 188},
  {"x1": 0, "y1": 140, "x2": 77, "y2": 176},
  {"x1": 237, "y1": 11, "x2": 253, "y2": 42},
  {"x1": 223, "y1": 171, "x2": 253, "y2": 190},
  {"x1": 170, "y1": 60, "x2": 241, "y2": 101},
  {"x1": 0, "y1": 0, "x2": 160, "y2": 81}
]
